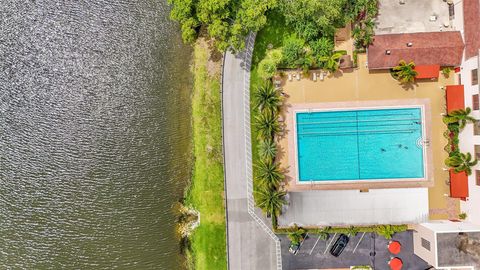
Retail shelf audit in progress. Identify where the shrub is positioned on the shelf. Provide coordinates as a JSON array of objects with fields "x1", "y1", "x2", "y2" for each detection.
[
  {"x1": 442, "y1": 67, "x2": 452, "y2": 77},
  {"x1": 310, "y1": 37, "x2": 335, "y2": 59},
  {"x1": 288, "y1": 224, "x2": 306, "y2": 245},
  {"x1": 375, "y1": 224, "x2": 404, "y2": 239},
  {"x1": 459, "y1": 212, "x2": 467, "y2": 220},
  {"x1": 282, "y1": 36, "x2": 305, "y2": 67},
  {"x1": 258, "y1": 58, "x2": 278, "y2": 79}
]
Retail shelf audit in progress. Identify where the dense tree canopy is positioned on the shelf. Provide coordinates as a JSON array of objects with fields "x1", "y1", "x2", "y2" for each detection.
[
  {"x1": 279, "y1": 0, "x2": 348, "y2": 41},
  {"x1": 169, "y1": 0, "x2": 277, "y2": 51}
]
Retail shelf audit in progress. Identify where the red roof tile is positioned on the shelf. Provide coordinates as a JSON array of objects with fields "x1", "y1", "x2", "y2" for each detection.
[
  {"x1": 414, "y1": 65, "x2": 440, "y2": 79},
  {"x1": 367, "y1": 32, "x2": 464, "y2": 69},
  {"x1": 446, "y1": 85, "x2": 465, "y2": 113},
  {"x1": 464, "y1": 0, "x2": 480, "y2": 59}
]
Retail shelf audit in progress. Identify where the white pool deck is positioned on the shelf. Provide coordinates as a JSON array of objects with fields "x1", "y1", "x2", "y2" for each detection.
[{"x1": 278, "y1": 188, "x2": 429, "y2": 227}]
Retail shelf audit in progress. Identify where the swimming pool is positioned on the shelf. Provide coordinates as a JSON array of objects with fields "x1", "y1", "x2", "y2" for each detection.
[{"x1": 296, "y1": 107, "x2": 425, "y2": 182}]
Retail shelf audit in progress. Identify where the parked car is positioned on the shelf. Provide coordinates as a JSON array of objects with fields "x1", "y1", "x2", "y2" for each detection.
[
  {"x1": 330, "y1": 234, "x2": 349, "y2": 257},
  {"x1": 288, "y1": 242, "x2": 300, "y2": 255}
]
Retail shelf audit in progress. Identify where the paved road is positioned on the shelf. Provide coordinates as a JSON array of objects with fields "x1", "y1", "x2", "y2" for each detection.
[{"x1": 222, "y1": 43, "x2": 279, "y2": 269}]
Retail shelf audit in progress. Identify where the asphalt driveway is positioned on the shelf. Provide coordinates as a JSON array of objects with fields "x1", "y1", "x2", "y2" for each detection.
[{"x1": 279, "y1": 231, "x2": 430, "y2": 270}]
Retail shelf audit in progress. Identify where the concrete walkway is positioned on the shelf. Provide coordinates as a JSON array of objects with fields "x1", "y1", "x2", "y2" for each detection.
[{"x1": 222, "y1": 34, "x2": 280, "y2": 270}]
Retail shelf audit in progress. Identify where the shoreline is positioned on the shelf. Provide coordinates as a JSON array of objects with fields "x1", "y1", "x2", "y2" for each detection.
[{"x1": 182, "y1": 38, "x2": 227, "y2": 270}]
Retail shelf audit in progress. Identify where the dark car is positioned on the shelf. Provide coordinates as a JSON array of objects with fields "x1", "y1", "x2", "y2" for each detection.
[{"x1": 330, "y1": 234, "x2": 349, "y2": 257}]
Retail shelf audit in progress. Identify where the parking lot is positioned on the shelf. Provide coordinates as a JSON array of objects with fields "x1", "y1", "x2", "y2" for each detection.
[{"x1": 279, "y1": 231, "x2": 430, "y2": 270}]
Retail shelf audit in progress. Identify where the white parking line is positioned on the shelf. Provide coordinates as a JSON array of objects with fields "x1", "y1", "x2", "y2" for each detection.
[
  {"x1": 324, "y1": 233, "x2": 337, "y2": 254},
  {"x1": 352, "y1": 232, "x2": 366, "y2": 253},
  {"x1": 309, "y1": 236, "x2": 321, "y2": 255}
]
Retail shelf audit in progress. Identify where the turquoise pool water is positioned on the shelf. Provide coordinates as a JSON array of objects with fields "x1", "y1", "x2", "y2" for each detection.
[{"x1": 296, "y1": 108, "x2": 425, "y2": 181}]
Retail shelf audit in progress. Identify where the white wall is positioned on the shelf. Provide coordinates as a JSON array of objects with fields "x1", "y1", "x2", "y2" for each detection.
[
  {"x1": 451, "y1": 0, "x2": 480, "y2": 225},
  {"x1": 413, "y1": 223, "x2": 438, "y2": 267}
]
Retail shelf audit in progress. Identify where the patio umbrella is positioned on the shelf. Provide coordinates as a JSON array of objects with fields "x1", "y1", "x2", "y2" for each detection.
[
  {"x1": 388, "y1": 257, "x2": 403, "y2": 270},
  {"x1": 388, "y1": 241, "x2": 401, "y2": 254}
]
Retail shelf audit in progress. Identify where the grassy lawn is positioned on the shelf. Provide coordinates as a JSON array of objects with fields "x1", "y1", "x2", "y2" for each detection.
[
  {"x1": 250, "y1": 12, "x2": 294, "y2": 195},
  {"x1": 185, "y1": 39, "x2": 227, "y2": 270}
]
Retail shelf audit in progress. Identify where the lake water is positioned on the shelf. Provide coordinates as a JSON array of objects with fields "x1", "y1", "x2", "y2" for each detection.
[{"x1": 0, "y1": 1, "x2": 192, "y2": 268}]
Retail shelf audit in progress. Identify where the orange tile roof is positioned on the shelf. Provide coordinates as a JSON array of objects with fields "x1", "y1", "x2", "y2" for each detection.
[
  {"x1": 414, "y1": 65, "x2": 440, "y2": 79},
  {"x1": 446, "y1": 85, "x2": 465, "y2": 113},
  {"x1": 464, "y1": 0, "x2": 480, "y2": 59},
  {"x1": 449, "y1": 169, "x2": 469, "y2": 199},
  {"x1": 368, "y1": 32, "x2": 464, "y2": 69}
]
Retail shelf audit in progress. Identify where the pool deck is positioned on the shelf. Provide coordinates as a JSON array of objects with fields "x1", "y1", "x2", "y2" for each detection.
[
  {"x1": 277, "y1": 53, "x2": 459, "y2": 219},
  {"x1": 285, "y1": 99, "x2": 434, "y2": 191}
]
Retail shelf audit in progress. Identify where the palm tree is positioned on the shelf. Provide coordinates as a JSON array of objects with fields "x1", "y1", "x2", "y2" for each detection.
[
  {"x1": 319, "y1": 52, "x2": 343, "y2": 73},
  {"x1": 443, "y1": 107, "x2": 476, "y2": 129},
  {"x1": 256, "y1": 159, "x2": 284, "y2": 189},
  {"x1": 258, "y1": 138, "x2": 277, "y2": 162},
  {"x1": 255, "y1": 187, "x2": 286, "y2": 225},
  {"x1": 316, "y1": 226, "x2": 331, "y2": 241},
  {"x1": 445, "y1": 152, "x2": 478, "y2": 175},
  {"x1": 254, "y1": 111, "x2": 280, "y2": 139},
  {"x1": 287, "y1": 224, "x2": 306, "y2": 245},
  {"x1": 253, "y1": 81, "x2": 282, "y2": 114},
  {"x1": 391, "y1": 60, "x2": 418, "y2": 83}
]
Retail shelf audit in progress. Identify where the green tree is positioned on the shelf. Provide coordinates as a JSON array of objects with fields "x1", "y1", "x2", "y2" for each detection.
[
  {"x1": 445, "y1": 152, "x2": 478, "y2": 175},
  {"x1": 169, "y1": 0, "x2": 277, "y2": 51},
  {"x1": 254, "y1": 81, "x2": 283, "y2": 113},
  {"x1": 287, "y1": 224, "x2": 306, "y2": 245},
  {"x1": 255, "y1": 187, "x2": 287, "y2": 224},
  {"x1": 258, "y1": 138, "x2": 278, "y2": 162},
  {"x1": 279, "y1": 0, "x2": 348, "y2": 41},
  {"x1": 282, "y1": 36, "x2": 305, "y2": 67},
  {"x1": 391, "y1": 60, "x2": 418, "y2": 83},
  {"x1": 443, "y1": 107, "x2": 476, "y2": 129},
  {"x1": 258, "y1": 58, "x2": 277, "y2": 79},
  {"x1": 319, "y1": 52, "x2": 343, "y2": 73},
  {"x1": 254, "y1": 111, "x2": 280, "y2": 139},
  {"x1": 256, "y1": 159, "x2": 284, "y2": 188},
  {"x1": 310, "y1": 37, "x2": 335, "y2": 60},
  {"x1": 257, "y1": 49, "x2": 284, "y2": 79}
]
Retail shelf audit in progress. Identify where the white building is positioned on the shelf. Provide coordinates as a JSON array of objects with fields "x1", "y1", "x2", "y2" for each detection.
[
  {"x1": 413, "y1": 221, "x2": 480, "y2": 269},
  {"x1": 451, "y1": 0, "x2": 480, "y2": 224}
]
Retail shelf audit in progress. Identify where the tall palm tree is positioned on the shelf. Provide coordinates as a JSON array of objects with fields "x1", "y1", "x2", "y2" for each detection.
[
  {"x1": 253, "y1": 81, "x2": 282, "y2": 114},
  {"x1": 256, "y1": 159, "x2": 284, "y2": 189},
  {"x1": 445, "y1": 152, "x2": 478, "y2": 175},
  {"x1": 443, "y1": 107, "x2": 476, "y2": 129},
  {"x1": 391, "y1": 60, "x2": 418, "y2": 83},
  {"x1": 319, "y1": 52, "x2": 343, "y2": 73},
  {"x1": 255, "y1": 187, "x2": 286, "y2": 224},
  {"x1": 258, "y1": 138, "x2": 277, "y2": 162},
  {"x1": 254, "y1": 111, "x2": 280, "y2": 139}
]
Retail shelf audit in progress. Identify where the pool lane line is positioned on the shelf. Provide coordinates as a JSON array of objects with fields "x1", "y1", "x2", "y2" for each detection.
[
  {"x1": 352, "y1": 232, "x2": 366, "y2": 254},
  {"x1": 309, "y1": 235, "x2": 321, "y2": 255},
  {"x1": 356, "y1": 112, "x2": 362, "y2": 179},
  {"x1": 324, "y1": 232, "x2": 337, "y2": 254}
]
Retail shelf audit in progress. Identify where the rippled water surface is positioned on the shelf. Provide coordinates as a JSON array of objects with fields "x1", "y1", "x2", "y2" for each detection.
[{"x1": 0, "y1": 1, "x2": 192, "y2": 268}]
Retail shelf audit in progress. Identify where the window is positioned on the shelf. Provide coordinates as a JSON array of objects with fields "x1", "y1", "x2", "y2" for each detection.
[
  {"x1": 421, "y1": 238, "x2": 431, "y2": 251},
  {"x1": 473, "y1": 94, "x2": 479, "y2": 110},
  {"x1": 474, "y1": 121, "x2": 480, "y2": 135},
  {"x1": 476, "y1": 145, "x2": 480, "y2": 159},
  {"x1": 473, "y1": 69, "x2": 478, "y2": 85},
  {"x1": 476, "y1": 170, "x2": 480, "y2": 186}
]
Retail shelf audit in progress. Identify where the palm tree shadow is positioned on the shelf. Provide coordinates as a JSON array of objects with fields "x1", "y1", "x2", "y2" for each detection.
[{"x1": 400, "y1": 81, "x2": 418, "y2": 91}]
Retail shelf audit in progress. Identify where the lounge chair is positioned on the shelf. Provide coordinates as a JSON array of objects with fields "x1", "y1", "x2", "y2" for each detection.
[
  {"x1": 319, "y1": 72, "x2": 325, "y2": 81},
  {"x1": 312, "y1": 72, "x2": 317, "y2": 81},
  {"x1": 296, "y1": 73, "x2": 300, "y2": 81},
  {"x1": 288, "y1": 73, "x2": 293, "y2": 81}
]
